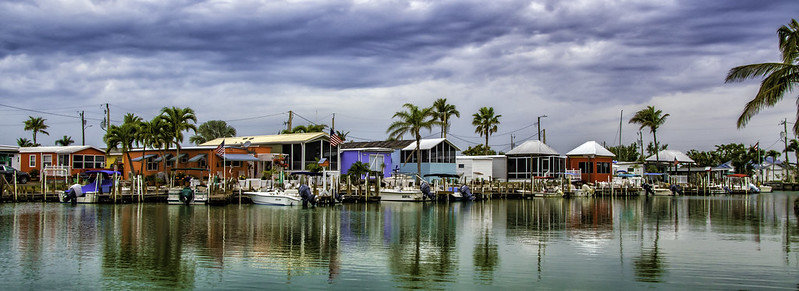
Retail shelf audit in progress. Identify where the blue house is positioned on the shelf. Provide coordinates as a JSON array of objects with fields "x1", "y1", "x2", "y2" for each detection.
[
  {"x1": 398, "y1": 138, "x2": 459, "y2": 180},
  {"x1": 339, "y1": 140, "x2": 415, "y2": 177}
]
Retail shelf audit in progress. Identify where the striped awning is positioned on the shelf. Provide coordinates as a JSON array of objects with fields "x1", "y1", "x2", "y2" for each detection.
[
  {"x1": 188, "y1": 154, "x2": 207, "y2": 162},
  {"x1": 132, "y1": 154, "x2": 156, "y2": 162}
]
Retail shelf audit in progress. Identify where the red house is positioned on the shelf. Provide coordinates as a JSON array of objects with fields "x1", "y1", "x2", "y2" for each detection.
[
  {"x1": 566, "y1": 141, "x2": 616, "y2": 183},
  {"x1": 18, "y1": 146, "x2": 107, "y2": 176}
]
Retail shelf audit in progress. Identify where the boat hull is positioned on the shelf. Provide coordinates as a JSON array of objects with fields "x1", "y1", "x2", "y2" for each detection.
[
  {"x1": 59, "y1": 192, "x2": 99, "y2": 204},
  {"x1": 380, "y1": 189, "x2": 424, "y2": 202},
  {"x1": 245, "y1": 192, "x2": 302, "y2": 206},
  {"x1": 167, "y1": 193, "x2": 208, "y2": 205}
]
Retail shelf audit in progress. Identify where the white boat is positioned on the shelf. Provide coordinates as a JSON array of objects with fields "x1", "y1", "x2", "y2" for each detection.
[
  {"x1": 759, "y1": 185, "x2": 773, "y2": 193},
  {"x1": 652, "y1": 187, "x2": 674, "y2": 196},
  {"x1": 61, "y1": 170, "x2": 120, "y2": 204},
  {"x1": 244, "y1": 189, "x2": 302, "y2": 206},
  {"x1": 379, "y1": 188, "x2": 424, "y2": 202},
  {"x1": 167, "y1": 186, "x2": 209, "y2": 205}
]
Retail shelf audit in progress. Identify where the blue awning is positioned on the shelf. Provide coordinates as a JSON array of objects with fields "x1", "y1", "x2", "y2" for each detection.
[
  {"x1": 188, "y1": 154, "x2": 207, "y2": 162},
  {"x1": 169, "y1": 153, "x2": 187, "y2": 162},
  {"x1": 223, "y1": 154, "x2": 259, "y2": 162},
  {"x1": 153, "y1": 154, "x2": 172, "y2": 162},
  {"x1": 132, "y1": 154, "x2": 156, "y2": 162}
]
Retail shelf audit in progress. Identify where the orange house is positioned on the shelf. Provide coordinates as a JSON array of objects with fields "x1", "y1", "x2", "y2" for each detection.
[
  {"x1": 123, "y1": 145, "x2": 273, "y2": 180},
  {"x1": 565, "y1": 141, "x2": 616, "y2": 183},
  {"x1": 18, "y1": 146, "x2": 108, "y2": 176}
]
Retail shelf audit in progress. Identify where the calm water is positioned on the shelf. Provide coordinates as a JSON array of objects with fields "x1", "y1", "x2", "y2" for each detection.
[{"x1": 0, "y1": 193, "x2": 798, "y2": 290}]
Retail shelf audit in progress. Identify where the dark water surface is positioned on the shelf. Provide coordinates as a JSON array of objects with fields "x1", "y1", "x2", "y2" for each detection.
[{"x1": 0, "y1": 193, "x2": 797, "y2": 290}]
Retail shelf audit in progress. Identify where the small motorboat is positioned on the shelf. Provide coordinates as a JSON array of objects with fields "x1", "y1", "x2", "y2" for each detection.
[
  {"x1": 62, "y1": 170, "x2": 120, "y2": 204},
  {"x1": 244, "y1": 189, "x2": 302, "y2": 206}
]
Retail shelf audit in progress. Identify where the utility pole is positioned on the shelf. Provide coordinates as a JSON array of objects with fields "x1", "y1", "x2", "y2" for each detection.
[
  {"x1": 543, "y1": 129, "x2": 547, "y2": 144},
  {"x1": 287, "y1": 110, "x2": 293, "y2": 132},
  {"x1": 510, "y1": 134, "x2": 515, "y2": 149},
  {"x1": 331, "y1": 113, "x2": 335, "y2": 132},
  {"x1": 79, "y1": 111, "x2": 86, "y2": 146},
  {"x1": 782, "y1": 118, "x2": 790, "y2": 182},
  {"x1": 537, "y1": 115, "x2": 547, "y2": 142},
  {"x1": 618, "y1": 110, "x2": 623, "y2": 146},
  {"x1": 638, "y1": 130, "x2": 644, "y2": 162},
  {"x1": 105, "y1": 103, "x2": 110, "y2": 132}
]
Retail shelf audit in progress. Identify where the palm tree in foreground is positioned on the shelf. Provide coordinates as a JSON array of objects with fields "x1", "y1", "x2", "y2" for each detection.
[
  {"x1": 387, "y1": 103, "x2": 439, "y2": 182},
  {"x1": 160, "y1": 107, "x2": 197, "y2": 171},
  {"x1": 726, "y1": 19, "x2": 799, "y2": 134},
  {"x1": 105, "y1": 123, "x2": 137, "y2": 178},
  {"x1": 55, "y1": 135, "x2": 75, "y2": 146},
  {"x1": 472, "y1": 107, "x2": 501, "y2": 151},
  {"x1": 433, "y1": 98, "x2": 460, "y2": 138},
  {"x1": 629, "y1": 106, "x2": 669, "y2": 164},
  {"x1": 23, "y1": 116, "x2": 49, "y2": 146}
]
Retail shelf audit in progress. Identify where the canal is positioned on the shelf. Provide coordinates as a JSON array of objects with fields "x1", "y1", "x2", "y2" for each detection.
[{"x1": 0, "y1": 193, "x2": 797, "y2": 289}]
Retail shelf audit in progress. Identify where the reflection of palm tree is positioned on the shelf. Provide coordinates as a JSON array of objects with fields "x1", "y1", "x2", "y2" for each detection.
[
  {"x1": 633, "y1": 218, "x2": 667, "y2": 282},
  {"x1": 473, "y1": 230, "x2": 499, "y2": 282}
]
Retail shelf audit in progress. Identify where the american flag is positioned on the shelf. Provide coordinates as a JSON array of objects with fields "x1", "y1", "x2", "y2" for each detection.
[
  {"x1": 330, "y1": 129, "x2": 342, "y2": 147},
  {"x1": 215, "y1": 140, "x2": 225, "y2": 156}
]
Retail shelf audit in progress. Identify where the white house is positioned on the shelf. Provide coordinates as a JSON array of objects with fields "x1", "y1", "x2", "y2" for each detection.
[{"x1": 456, "y1": 155, "x2": 507, "y2": 182}]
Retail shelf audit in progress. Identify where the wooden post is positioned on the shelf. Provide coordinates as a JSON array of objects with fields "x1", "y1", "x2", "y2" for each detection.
[
  {"x1": 347, "y1": 175, "x2": 352, "y2": 197},
  {"x1": 376, "y1": 175, "x2": 381, "y2": 197}
]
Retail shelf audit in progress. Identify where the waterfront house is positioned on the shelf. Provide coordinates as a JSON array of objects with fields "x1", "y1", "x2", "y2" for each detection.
[
  {"x1": 0, "y1": 145, "x2": 19, "y2": 168},
  {"x1": 566, "y1": 141, "x2": 615, "y2": 183},
  {"x1": 398, "y1": 138, "x2": 459, "y2": 179},
  {"x1": 339, "y1": 147, "x2": 394, "y2": 177},
  {"x1": 202, "y1": 132, "x2": 338, "y2": 174},
  {"x1": 456, "y1": 155, "x2": 507, "y2": 182},
  {"x1": 505, "y1": 140, "x2": 563, "y2": 181},
  {"x1": 18, "y1": 146, "x2": 107, "y2": 176},
  {"x1": 753, "y1": 157, "x2": 786, "y2": 182}
]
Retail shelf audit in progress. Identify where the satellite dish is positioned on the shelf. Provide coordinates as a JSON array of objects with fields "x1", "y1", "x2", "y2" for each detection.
[{"x1": 243, "y1": 141, "x2": 251, "y2": 148}]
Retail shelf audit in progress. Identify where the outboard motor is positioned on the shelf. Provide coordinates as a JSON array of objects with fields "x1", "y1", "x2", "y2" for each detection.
[
  {"x1": 179, "y1": 186, "x2": 194, "y2": 206},
  {"x1": 669, "y1": 184, "x2": 683, "y2": 196},
  {"x1": 459, "y1": 185, "x2": 475, "y2": 201},
  {"x1": 298, "y1": 184, "x2": 316, "y2": 207},
  {"x1": 420, "y1": 181, "x2": 434, "y2": 201},
  {"x1": 63, "y1": 183, "x2": 82, "y2": 205},
  {"x1": 642, "y1": 183, "x2": 654, "y2": 196}
]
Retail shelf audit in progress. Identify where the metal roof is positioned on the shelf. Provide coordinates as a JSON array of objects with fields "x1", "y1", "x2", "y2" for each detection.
[
  {"x1": 401, "y1": 138, "x2": 460, "y2": 151},
  {"x1": 645, "y1": 150, "x2": 694, "y2": 163},
  {"x1": 18, "y1": 145, "x2": 103, "y2": 154},
  {"x1": 201, "y1": 132, "x2": 328, "y2": 146},
  {"x1": 565, "y1": 141, "x2": 615, "y2": 157},
  {"x1": 340, "y1": 140, "x2": 414, "y2": 150},
  {"x1": 506, "y1": 140, "x2": 559, "y2": 156},
  {"x1": 340, "y1": 147, "x2": 395, "y2": 153}
]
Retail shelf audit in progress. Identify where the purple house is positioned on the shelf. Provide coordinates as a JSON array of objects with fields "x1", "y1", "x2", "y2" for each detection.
[{"x1": 339, "y1": 140, "x2": 415, "y2": 178}]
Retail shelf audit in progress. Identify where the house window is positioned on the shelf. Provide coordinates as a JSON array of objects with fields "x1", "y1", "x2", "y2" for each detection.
[
  {"x1": 94, "y1": 156, "x2": 105, "y2": 168},
  {"x1": 84, "y1": 155, "x2": 95, "y2": 169},
  {"x1": 369, "y1": 154, "x2": 383, "y2": 172},
  {"x1": 225, "y1": 161, "x2": 242, "y2": 167},
  {"x1": 58, "y1": 154, "x2": 69, "y2": 167},
  {"x1": 42, "y1": 154, "x2": 52, "y2": 168},
  {"x1": 29, "y1": 155, "x2": 36, "y2": 168},
  {"x1": 578, "y1": 162, "x2": 594, "y2": 174},
  {"x1": 597, "y1": 162, "x2": 611, "y2": 174},
  {"x1": 180, "y1": 155, "x2": 189, "y2": 164},
  {"x1": 73, "y1": 155, "x2": 83, "y2": 169},
  {"x1": 147, "y1": 158, "x2": 159, "y2": 171},
  {"x1": 458, "y1": 164, "x2": 465, "y2": 168}
]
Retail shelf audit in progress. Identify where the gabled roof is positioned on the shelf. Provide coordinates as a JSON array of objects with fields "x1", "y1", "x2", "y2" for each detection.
[
  {"x1": 401, "y1": 138, "x2": 460, "y2": 151},
  {"x1": 507, "y1": 140, "x2": 559, "y2": 156},
  {"x1": 18, "y1": 145, "x2": 103, "y2": 154},
  {"x1": 340, "y1": 140, "x2": 414, "y2": 150},
  {"x1": 566, "y1": 141, "x2": 615, "y2": 157},
  {"x1": 201, "y1": 132, "x2": 328, "y2": 146},
  {"x1": 645, "y1": 150, "x2": 694, "y2": 163}
]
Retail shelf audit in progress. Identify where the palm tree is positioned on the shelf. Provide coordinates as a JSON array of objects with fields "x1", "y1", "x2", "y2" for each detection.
[
  {"x1": 23, "y1": 116, "x2": 49, "y2": 146},
  {"x1": 629, "y1": 106, "x2": 670, "y2": 164},
  {"x1": 190, "y1": 120, "x2": 237, "y2": 145},
  {"x1": 788, "y1": 139, "x2": 799, "y2": 167},
  {"x1": 105, "y1": 123, "x2": 137, "y2": 179},
  {"x1": 16, "y1": 138, "x2": 33, "y2": 147},
  {"x1": 335, "y1": 130, "x2": 350, "y2": 142},
  {"x1": 766, "y1": 150, "x2": 781, "y2": 181},
  {"x1": 148, "y1": 117, "x2": 171, "y2": 176},
  {"x1": 726, "y1": 19, "x2": 799, "y2": 134},
  {"x1": 472, "y1": 107, "x2": 501, "y2": 150},
  {"x1": 433, "y1": 98, "x2": 460, "y2": 138},
  {"x1": 159, "y1": 107, "x2": 197, "y2": 171},
  {"x1": 281, "y1": 124, "x2": 326, "y2": 134},
  {"x1": 55, "y1": 135, "x2": 75, "y2": 146},
  {"x1": 387, "y1": 103, "x2": 439, "y2": 182}
]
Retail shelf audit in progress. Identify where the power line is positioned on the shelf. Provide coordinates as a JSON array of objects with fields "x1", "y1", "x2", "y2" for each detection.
[{"x1": 224, "y1": 112, "x2": 286, "y2": 122}]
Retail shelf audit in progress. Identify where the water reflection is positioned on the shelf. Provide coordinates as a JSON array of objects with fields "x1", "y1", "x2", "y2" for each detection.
[{"x1": 0, "y1": 193, "x2": 795, "y2": 289}]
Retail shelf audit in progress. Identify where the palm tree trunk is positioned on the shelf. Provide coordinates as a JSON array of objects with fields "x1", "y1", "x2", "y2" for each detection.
[
  {"x1": 485, "y1": 130, "x2": 489, "y2": 151},
  {"x1": 140, "y1": 146, "x2": 147, "y2": 177},
  {"x1": 416, "y1": 134, "x2": 422, "y2": 184},
  {"x1": 653, "y1": 130, "x2": 659, "y2": 172},
  {"x1": 33, "y1": 131, "x2": 37, "y2": 145},
  {"x1": 124, "y1": 151, "x2": 133, "y2": 181}
]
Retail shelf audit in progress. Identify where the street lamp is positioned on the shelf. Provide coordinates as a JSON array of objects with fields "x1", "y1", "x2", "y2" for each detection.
[{"x1": 537, "y1": 115, "x2": 548, "y2": 142}]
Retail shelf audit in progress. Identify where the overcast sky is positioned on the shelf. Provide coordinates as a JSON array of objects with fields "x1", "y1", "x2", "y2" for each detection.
[{"x1": 1, "y1": 0, "x2": 797, "y2": 154}]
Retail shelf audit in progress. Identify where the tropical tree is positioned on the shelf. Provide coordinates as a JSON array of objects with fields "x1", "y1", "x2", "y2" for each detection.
[
  {"x1": 629, "y1": 106, "x2": 669, "y2": 164},
  {"x1": 387, "y1": 103, "x2": 439, "y2": 182},
  {"x1": 461, "y1": 144, "x2": 496, "y2": 156},
  {"x1": 190, "y1": 120, "x2": 237, "y2": 145},
  {"x1": 433, "y1": 98, "x2": 460, "y2": 138},
  {"x1": 472, "y1": 107, "x2": 501, "y2": 150},
  {"x1": 55, "y1": 135, "x2": 75, "y2": 146},
  {"x1": 281, "y1": 124, "x2": 326, "y2": 134},
  {"x1": 105, "y1": 123, "x2": 138, "y2": 179},
  {"x1": 23, "y1": 116, "x2": 49, "y2": 146},
  {"x1": 16, "y1": 138, "x2": 33, "y2": 147},
  {"x1": 607, "y1": 142, "x2": 641, "y2": 162},
  {"x1": 147, "y1": 117, "x2": 171, "y2": 175},
  {"x1": 646, "y1": 142, "x2": 668, "y2": 156},
  {"x1": 726, "y1": 19, "x2": 799, "y2": 134},
  {"x1": 335, "y1": 130, "x2": 350, "y2": 142},
  {"x1": 787, "y1": 139, "x2": 799, "y2": 166},
  {"x1": 159, "y1": 107, "x2": 197, "y2": 170}
]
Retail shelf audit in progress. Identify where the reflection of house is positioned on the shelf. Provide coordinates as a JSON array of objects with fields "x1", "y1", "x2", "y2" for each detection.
[
  {"x1": 506, "y1": 140, "x2": 564, "y2": 181},
  {"x1": 18, "y1": 146, "x2": 107, "y2": 175},
  {"x1": 566, "y1": 141, "x2": 615, "y2": 183},
  {"x1": 0, "y1": 145, "x2": 19, "y2": 168},
  {"x1": 340, "y1": 147, "x2": 394, "y2": 177},
  {"x1": 398, "y1": 138, "x2": 459, "y2": 178},
  {"x1": 456, "y1": 155, "x2": 507, "y2": 182}
]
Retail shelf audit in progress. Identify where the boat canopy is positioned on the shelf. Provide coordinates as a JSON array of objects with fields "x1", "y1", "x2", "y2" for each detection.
[
  {"x1": 85, "y1": 170, "x2": 121, "y2": 175},
  {"x1": 616, "y1": 173, "x2": 639, "y2": 178},
  {"x1": 188, "y1": 154, "x2": 207, "y2": 162},
  {"x1": 643, "y1": 173, "x2": 664, "y2": 176},
  {"x1": 169, "y1": 168, "x2": 209, "y2": 172},
  {"x1": 290, "y1": 171, "x2": 323, "y2": 176},
  {"x1": 132, "y1": 154, "x2": 156, "y2": 161},
  {"x1": 223, "y1": 154, "x2": 259, "y2": 162},
  {"x1": 424, "y1": 173, "x2": 460, "y2": 178},
  {"x1": 727, "y1": 173, "x2": 748, "y2": 178}
]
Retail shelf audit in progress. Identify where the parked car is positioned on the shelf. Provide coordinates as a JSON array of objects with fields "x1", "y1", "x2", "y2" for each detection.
[{"x1": 0, "y1": 165, "x2": 30, "y2": 184}]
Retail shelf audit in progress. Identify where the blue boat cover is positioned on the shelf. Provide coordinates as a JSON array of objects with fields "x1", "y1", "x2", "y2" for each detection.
[{"x1": 223, "y1": 154, "x2": 259, "y2": 162}]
